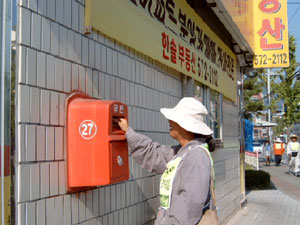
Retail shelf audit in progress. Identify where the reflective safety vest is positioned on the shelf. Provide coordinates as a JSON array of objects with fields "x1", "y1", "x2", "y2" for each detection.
[
  {"x1": 291, "y1": 142, "x2": 300, "y2": 151},
  {"x1": 160, "y1": 157, "x2": 182, "y2": 209},
  {"x1": 274, "y1": 143, "x2": 284, "y2": 155}
]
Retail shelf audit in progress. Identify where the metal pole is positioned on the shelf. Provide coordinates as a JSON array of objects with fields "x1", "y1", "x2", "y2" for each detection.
[
  {"x1": 267, "y1": 68, "x2": 273, "y2": 160},
  {"x1": 267, "y1": 68, "x2": 271, "y2": 123},
  {"x1": 1, "y1": 0, "x2": 7, "y2": 223}
]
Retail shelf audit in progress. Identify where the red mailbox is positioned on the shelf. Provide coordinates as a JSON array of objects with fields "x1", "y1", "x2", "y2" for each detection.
[{"x1": 66, "y1": 93, "x2": 129, "y2": 192}]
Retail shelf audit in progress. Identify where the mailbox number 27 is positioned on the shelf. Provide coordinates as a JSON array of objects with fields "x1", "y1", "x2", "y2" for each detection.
[{"x1": 79, "y1": 120, "x2": 97, "y2": 140}]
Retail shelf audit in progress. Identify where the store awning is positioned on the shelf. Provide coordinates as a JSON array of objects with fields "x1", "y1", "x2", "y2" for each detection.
[{"x1": 254, "y1": 121, "x2": 277, "y2": 127}]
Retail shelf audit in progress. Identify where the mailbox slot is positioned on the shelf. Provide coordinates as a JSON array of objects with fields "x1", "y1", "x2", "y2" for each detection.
[{"x1": 111, "y1": 116, "x2": 125, "y2": 134}]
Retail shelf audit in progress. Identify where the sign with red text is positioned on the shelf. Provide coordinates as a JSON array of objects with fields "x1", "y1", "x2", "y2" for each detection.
[
  {"x1": 253, "y1": 0, "x2": 289, "y2": 68},
  {"x1": 85, "y1": 0, "x2": 237, "y2": 101}
]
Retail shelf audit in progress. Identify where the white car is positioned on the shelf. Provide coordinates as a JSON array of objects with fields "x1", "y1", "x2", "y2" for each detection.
[{"x1": 253, "y1": 142, "x2": 263, "y2": 153}]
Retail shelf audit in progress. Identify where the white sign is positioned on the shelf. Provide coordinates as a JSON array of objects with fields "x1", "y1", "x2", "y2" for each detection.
[
  {"x1": 245, "y1": 151, "x2": 259, "y2": 170},
  {"x1": 113, "y1": 104, "x2": 125, "y2": 114},
  {"x1": 79, "y1": 120, "x2": 97, "y2": 140}
]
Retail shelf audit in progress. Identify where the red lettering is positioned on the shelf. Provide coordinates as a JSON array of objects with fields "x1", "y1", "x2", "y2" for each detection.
[
  {"x1": 259, "y1": 0, "x2": 281, "y2": 13},
  {"x1": 170, "y1": 38, "x2": 177, "y2": 64},
  {"x1": 257, "y1": 18, "x2": 284, "y2": 50},
  {"x1": 162, "y1": 32, "x2": 170, "y2": 60}
]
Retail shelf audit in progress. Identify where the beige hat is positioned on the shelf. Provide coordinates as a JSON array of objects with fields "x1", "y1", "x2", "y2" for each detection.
[
  {"x1": 275, "y1": 138, "x2": 282, "y2": 143},
  {"x1": 160, "y1": 97, "x2": 213, "y2": 135},
  {"x1": 290, "y1": 134, "x2": 298, "y2": 139}
]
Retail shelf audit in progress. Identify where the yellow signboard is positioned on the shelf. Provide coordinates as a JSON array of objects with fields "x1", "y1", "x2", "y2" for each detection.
[
  {"x1": 253, "y1": 0, "x2": 289, "y2": 68},
  {"x1": 85, "y1": 0, "x2": 237, "y2": 101},
  {"x1": 219, "y1": 0, "x2": 254, "y2": 51}
]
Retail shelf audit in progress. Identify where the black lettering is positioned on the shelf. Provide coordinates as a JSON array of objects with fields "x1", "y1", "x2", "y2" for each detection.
[
  {"x1": 166, "y1": 0, "x2": 177, "y2": 24},
  {"x1": 140, "y1": 0, "x2": 153, "y2": 17},
  {"x1": 178, "y1": 9, "x2": 188, "y2": 38},
  {"x1": 130, "y1": 0, "x2": 138, "y2": 5},
  {"x1": 210, "y1": 41, "x2": 216, "y2": 63},
  {"x1": 154, "y1": 0, "x2": 166, "y2": 24},
  {"x1": 204, "y1": 34, "x2": 211, "y2": 60},
  {"x1": 187, "y1": 19, "x2": 196, "y2": 47},
  {"x1": 196, "y1": 26, "x2": 204, "y2": 52}
]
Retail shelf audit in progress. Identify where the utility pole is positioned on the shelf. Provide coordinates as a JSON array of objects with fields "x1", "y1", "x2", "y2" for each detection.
[
  {"x1": 267, "y1": 69, "x2": 271, "y2": 123},
  {"x1": 267, "y1": 68, "x2": 273, "y2": 154}
]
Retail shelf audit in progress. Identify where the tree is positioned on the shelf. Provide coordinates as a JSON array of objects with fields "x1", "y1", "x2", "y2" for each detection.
[
  {"x1": 243, "y1": 69, "x2": 265, "y2": 119},
  {"x1": 243, "y1": 70, "x2": 280, "y2": 121},
  {"x1": 273, "y1": 35, "x2": 300, "y2": 135}
]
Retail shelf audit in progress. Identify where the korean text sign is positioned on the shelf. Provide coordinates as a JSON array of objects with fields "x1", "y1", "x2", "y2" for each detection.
[
  {"x1": 253, "y1": 0, "x2": 289, "y2": 68},
  {"x1": 85, "y1": 0, "x2": 237, "y2": 101}
]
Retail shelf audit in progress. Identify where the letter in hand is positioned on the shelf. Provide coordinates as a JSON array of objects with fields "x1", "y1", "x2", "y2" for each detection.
[{"x1": 118, "y1": 118, "x2": 129, "y2": 132}]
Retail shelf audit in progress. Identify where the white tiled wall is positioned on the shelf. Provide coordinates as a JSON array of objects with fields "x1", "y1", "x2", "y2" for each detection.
[
  {"x1": 213, "y1": 99, "x2": 241, "y2": 224},
  {"x1": 16, "y1": 0, "x2": 241, "y2": 224},
  {"x1": 16, "y1": 0, "x2": 181, "y2": 224}
]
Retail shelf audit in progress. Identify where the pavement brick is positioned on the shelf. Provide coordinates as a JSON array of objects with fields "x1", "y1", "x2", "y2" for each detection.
[
  {"x1": 226, "y1": 160, "x2": 300, "y2": 225},
  {"x1": 225, "y1": 190, "x2": 300, "y2": 225}
]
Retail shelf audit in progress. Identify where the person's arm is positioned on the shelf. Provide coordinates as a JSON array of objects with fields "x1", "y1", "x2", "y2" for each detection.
[
  {"x1": 162, "y1": 148, "x2": 211, "y2": 225},
  {"x1": 119, "y1": 119, "x2": 175, "y2": 173},
  {"x1": 287, "y1": 143, "x2": 291, "y2": 155},
  {"x1": 126, "y1": 127, "x2": 176, "y2": 173}
]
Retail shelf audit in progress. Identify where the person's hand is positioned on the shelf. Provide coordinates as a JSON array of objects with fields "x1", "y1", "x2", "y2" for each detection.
[{"x1": 118, "y1": 118, "x2": 129, "y2": 132}]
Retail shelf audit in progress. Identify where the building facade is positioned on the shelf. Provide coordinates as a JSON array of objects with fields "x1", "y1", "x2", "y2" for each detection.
[{"x1": 14, "y1": 0, "x2": 254, "y2": 225}]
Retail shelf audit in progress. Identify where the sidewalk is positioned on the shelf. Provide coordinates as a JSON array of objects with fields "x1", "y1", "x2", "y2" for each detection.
[
  {"x1": 225, "y1": 190, "x2": 300, "y2": 225},
  {"x1": 261, "y1": 159, "x2": 300, "y2": 201},
  {"x1": 225, "y1": 157, "x2": 300, "y2": 225}
]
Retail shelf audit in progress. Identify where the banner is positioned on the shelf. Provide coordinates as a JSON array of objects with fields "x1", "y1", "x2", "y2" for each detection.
[
  {"x1": 253, "y1": 0, "x2": 289, "y2": 68},
  {"x1": 85, "y1": 0, "x2": 237, "y2": 101}
]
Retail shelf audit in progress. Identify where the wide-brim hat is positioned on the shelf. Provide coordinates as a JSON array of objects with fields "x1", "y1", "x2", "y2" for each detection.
[
  {"x1": 160, "y1": 97, "x2": 213, "y2": 135},
  {"x1": 290, "y1": 134, "x2": 298, "y2": 139},
  {"x1": 275, "y1": 138, "x2": 282, "y2": 143}
]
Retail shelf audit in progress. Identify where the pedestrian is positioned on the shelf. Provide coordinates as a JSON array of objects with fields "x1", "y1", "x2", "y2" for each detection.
[
  {"x1": 264, "y1": 140, "x2": 271, "y2": 166},
  {"x1": 273, "y1": 138, "x2": 285, "y2": 166},
  {"x1": 287, "y1": 134, "x2": 300, "y2": 176},
  {"x1": 118, "y1": 97, "x2": 218, "y2": 225}
]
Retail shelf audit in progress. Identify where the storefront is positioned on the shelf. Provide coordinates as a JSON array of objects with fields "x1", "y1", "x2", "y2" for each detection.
[{"x1": 13, "y1": 0, "x2": 259, "y2": 224}]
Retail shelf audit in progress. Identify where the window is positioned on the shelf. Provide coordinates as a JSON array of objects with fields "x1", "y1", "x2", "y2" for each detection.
[
  {"x1": 194, "y1": 83, "x2": 205, "y2": 103},
  {"x1": 194, "y1": 83, "x2": 223, "y2": 140},
  {"x1": 208, "y1": 89, "x2": 222, "y2": 139}
]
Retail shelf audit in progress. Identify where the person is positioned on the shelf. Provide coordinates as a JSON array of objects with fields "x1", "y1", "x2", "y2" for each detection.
[
  {"x1": 264, "y1": 140, "x2": 271, "y2": 166},
  {"x1": 287, "y1": 134, "x2": 300, "y2": 176},
  {"x1": 118, "y1": 97, "x2": 217, "y2": 225},
  {"x1": 273, "y1": 138, "x2": 285, "y2": 166}
]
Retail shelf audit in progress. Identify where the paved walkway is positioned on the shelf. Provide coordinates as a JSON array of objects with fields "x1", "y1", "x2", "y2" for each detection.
[
  {"x1": 226, "y1": 155, "x2": 300, "y2": 225},
  {"x1": 261, "y1": 160, "x2": 300, "y2": 201},
  {"x1": 225, "y1": 190, "x2": 300, "y2": 225}
]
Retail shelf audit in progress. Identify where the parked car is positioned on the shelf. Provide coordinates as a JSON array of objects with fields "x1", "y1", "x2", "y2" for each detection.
[
  {"x1": 255, "y1": 139, "x2": 267, "y2": 145},
  {"x1": 253, "y1": 142, "x2": 263, "y2": 153}
]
